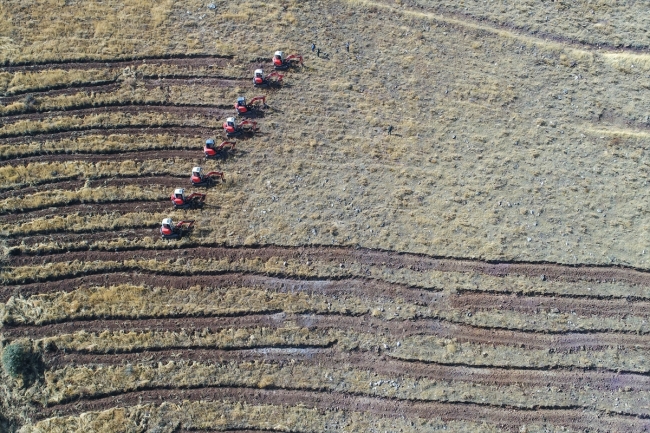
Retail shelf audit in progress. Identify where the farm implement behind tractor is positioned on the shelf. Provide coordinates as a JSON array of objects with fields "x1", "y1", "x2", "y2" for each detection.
[
  {"x1": 235, "y1": 95, "x2": 267, "y2": 115},
  {"x1": 170, "y1": 188, "x2": 206, "y2": 209},
  {"x1": 253, "y1": 69, "x2": 283, "y2": 87},
  {"x1": 191, "y1": 166, "x2": 225, "y2": 186},
  {"x1": 223, "y1": 117, "x2": 258, "y2": 137},
  {"x1": 204, "y1": 139, "x2": 236, "y2": 158},
  {"x1": 273, "y1": 51, "x2": 303, "y2": 69},
  {"x1": 160, "y1": 218, "x2": 194, "y2": 239}
]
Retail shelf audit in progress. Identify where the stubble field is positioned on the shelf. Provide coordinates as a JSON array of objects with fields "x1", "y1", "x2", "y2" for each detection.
[{"x1": 2, "y1": 0, "x2": 650, "y2": 432}]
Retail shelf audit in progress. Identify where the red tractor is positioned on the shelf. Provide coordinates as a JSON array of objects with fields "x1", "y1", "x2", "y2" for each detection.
[
  {"x1": 273, "y1": 51, "x2": 303, "y2": 70},
  {"x1": 170, "y1": 188, "x2": 206, "y2": 209},
  {"x1": 204, "y1": 138, "x2": 236, "y2": 158},
  {"x1": 223, "y1": 117, "x2": 258, "y2": 137},
  {"x1": 235, "y1": 95, "x2": 267, "y2": 115},
  {"x1": 253, "y1": 69, "x2": 283, "y2": 87},
  {"x1": 191, "y1": 166, "x2": 225, "y2": 186},
  {"x1": 160, "y1": 218, "x2": 194, "y2": 239}
]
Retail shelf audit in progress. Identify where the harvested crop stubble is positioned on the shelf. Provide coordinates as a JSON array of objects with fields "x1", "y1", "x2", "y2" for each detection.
[
  {"x1": 20, "y1": 400, "x2": 504, "y2": 433},
  {"x1": 39, "y1": 358, "x2": 650, "y2": 415},
  {"x1": 0, "y1": 185, "x2": 167, "y2": 215}
]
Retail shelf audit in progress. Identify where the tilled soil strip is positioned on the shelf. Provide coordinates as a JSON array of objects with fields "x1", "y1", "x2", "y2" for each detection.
[
  {"x1": 1, "y1": 173, "x2": 190, "y2": 199},
  {"x1": 0, "y1": 126, "x2": 211, "y2": 146},
  {"x1": 37, "y1": 386, "x2": 650, "y2": 432},
  {"x1": 42, "y1": 348, "x2": 650, "y2": 394},
  {"x1": 8, "y1": 244, "x2": 650, "y2": 287},
  {"x1": 0, "y1": 200, "x2": 168, "y2": 224}
]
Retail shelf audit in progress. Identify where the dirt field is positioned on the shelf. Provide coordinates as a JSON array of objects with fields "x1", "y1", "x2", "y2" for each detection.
[{"x1": 2, "y1": 0, "x2": 650, "y2": 432}]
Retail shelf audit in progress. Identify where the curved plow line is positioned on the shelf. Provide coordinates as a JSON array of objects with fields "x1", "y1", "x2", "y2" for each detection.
[
  {"x1": 0, "y1": 159, "x2": 200, "y2": 191},
  {"x1": 0, "y1": 130, "x2": 208, "y2": 160},
  {"x1": 0, "y1": 184, "x2": 169, "y2": 216},
  {"x1": 29, "y1": 388, "x2": 647, "y2": 432},
  {"x1": 38, "y1": 356, "x2": 650, "y2": 417},
  {"x1": 0, "y1": 110, "x2": 221, "y2": 139}
]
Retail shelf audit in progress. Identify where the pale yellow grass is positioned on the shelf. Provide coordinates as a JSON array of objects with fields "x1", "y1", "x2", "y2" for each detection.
[
  {"x1": 0, "y1": 133, "x2": 200, "y2": 160},
  {"x1": 0, "y1": 185, "x2": 167, "y2": 215},
  {"x1": 0, "y1": 111, "x2": 218, "y2": 137},
  {"x1": 4, "y1": 281, "x2": 649, "y2": 334},
  {"x1": 0, "y1": 82, "x2": 242, "y2": 115},
  {"x1": 2, "y1": 211, "x2": 165, "y2": 237},
  {"x1": 1, "y1": 159, "x2": 195, "y2": 190}
]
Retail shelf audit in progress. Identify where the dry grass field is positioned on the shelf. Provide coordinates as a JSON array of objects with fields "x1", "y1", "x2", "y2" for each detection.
[{"x1": 2, "y1": 0, "x2": 650, "y2": 432}]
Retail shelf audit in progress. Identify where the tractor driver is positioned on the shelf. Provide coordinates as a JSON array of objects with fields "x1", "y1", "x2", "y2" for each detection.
[
  {"x1": 253, "y1": 69, "x2": 264, "y2": 85},
  {"x1": 235, "y1": 97, "x2": 247, "y2": 114}
]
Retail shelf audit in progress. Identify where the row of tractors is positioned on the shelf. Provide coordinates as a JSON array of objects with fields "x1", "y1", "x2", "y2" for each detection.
[{"x1": 160, "y1": 51, "x2": 302, "y2": 239}]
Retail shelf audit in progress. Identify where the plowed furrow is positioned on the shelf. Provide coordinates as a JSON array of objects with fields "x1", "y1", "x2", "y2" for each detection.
[
  {"x1": 37, "y1": 386, "x2": 649, "y2": 432},
  {"x1": 0, "y1": 126, "x2": 210, "y2": 146},
  {"x1": 42, "y1": 348, "x2": 650, "y2": 394},
  {"x1": 2, "y1": 149, "x2": 205, "y2": 167},
  {"x1": 0, "y1": 200, "x2": 167, "y2": 224},
  {"x1": 5, "y1": 228, "x2": 155, "y2": 248},
  {"x1": 1, "y1": 76, "x2": 248, "y2": 102},
  {"x1": 0, "y1": 54, "x2": 236, "y2": 72},
  {"x1": 451, "y1": 291, "x2": 650, "y2": 317},
  {"x1": 0, "y1": 82, "x2": 121, "y2": 104},
  {"x1": 7, "y1": 245, "x2": 650, "y2": 287},
  {"x1": 6, "y1": 310, "x2": 650, "y2": 352},
  {"x1": 0, "y1": 173, "x2": 188, "y2": 199},
  {"x1": 0, "y1": 103, "x2": 228, "y2": 124}
]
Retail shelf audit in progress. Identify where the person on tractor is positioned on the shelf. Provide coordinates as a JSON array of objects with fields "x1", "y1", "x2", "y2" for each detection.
[
  {"x1": 171, "y1": 188, "x2": 186, "y2": 207},
  {"x1": 235, "y1": 97, "x2": 247, "y2": 114},
  {"x1": 160, "y1": 218, "x2": 195, "y2": 239},
  {"x1": 223, "y1": 117, "x2": 237, "y2": 135},
  {"x1": 160, "y1": 218, "x2": 175, "y2": 238},
  {"x1": 273, "y1": 51, "x2": 285, "y2": 68},
  {"x1": 253, "y1": 69, "x2": 265, "y2": 85}
]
